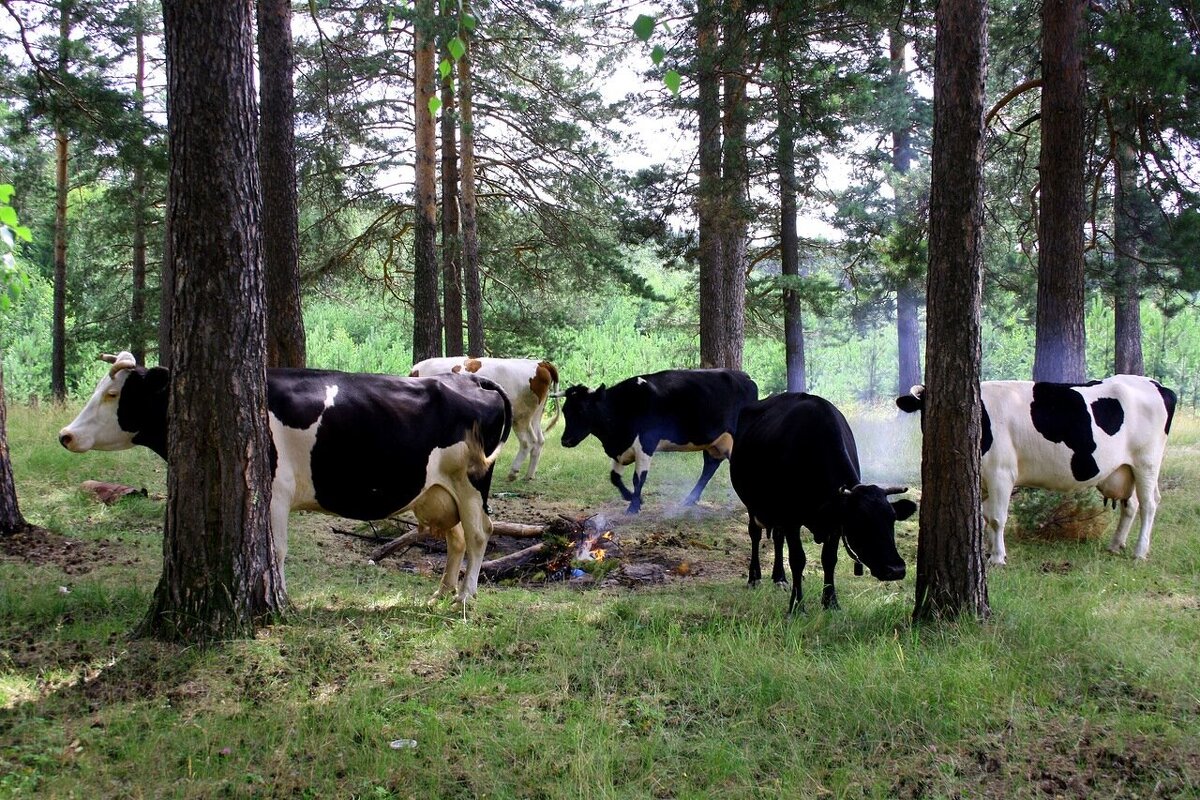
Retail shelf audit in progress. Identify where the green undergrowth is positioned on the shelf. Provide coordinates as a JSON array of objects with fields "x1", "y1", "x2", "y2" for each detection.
[{"x1": 1, "y1": 407, "x2": 1198, "y2": 798}]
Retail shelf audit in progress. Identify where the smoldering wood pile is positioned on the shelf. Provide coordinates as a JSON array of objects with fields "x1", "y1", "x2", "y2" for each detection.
[{"x1": 367, "y1": 514, "x2": 619, "y2": 582}]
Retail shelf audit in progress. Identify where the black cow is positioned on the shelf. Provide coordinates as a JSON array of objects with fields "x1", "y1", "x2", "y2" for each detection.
[
  {"x1": 59, "y1": 352, "x2": 512, "y2": 606},
  {"x1": 560, "y1": 368, "x2": 759, "y2": 513},
  {"x1": 729, "y1": 392, "x2": 916, "y2": 615}
]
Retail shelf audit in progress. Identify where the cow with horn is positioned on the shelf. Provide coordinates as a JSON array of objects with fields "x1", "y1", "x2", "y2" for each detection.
[
  {"x1": 59, "y1": 351, "x2": 513, "y2": 607},
  {"x1": 729, "y1": 392, "x2": 916, "y2": 615}
]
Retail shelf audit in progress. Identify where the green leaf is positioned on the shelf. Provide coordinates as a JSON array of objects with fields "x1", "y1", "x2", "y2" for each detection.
[
  {"x1": 0, "y1": 184, "x2": 13, "y2": 203},
  {"x1": 633, "y1": 14, "x2": 655, "y2": 42},
  {"x1": 428, "y1": 96, "x2": 442, "y2": 116},
  {"x1": 461, "y1": 13, "x2": 476, "y2": 31},
  {"x1": 384, "y1": 8, "x2": 394, "y2": 32},
  {"x1": 439, "y1": 59, "x2": 452, "y2": 79},
  {"x1": 664, "y1": 69, "x2": 681, "y2": 95},
  {"x1": 448, "y1": 36, "x2": 466, "y2": 60},
  {"x1": 0, "y1": 205, "x2": 17, "y2": 227},
  {"x1": 651, "y1": 45, "x2": 664, "y2": 65},
  {"x1": 14, "y1": 225, "x2": 31, "y2": 243}
]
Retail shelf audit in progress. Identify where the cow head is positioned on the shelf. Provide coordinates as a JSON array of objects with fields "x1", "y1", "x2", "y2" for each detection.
[
  {"x1": 560, "y1": 384, "x2": 604, "y2": 448},
  {"x1": 895, "y1": 385, "x2": 925, "y2": 415},
  {"x1": 59, "y1": 351, "x2": 170, "y2": 458},
  {"x1": 837, "y1": 484, "x2": 915, "y2": 581}
]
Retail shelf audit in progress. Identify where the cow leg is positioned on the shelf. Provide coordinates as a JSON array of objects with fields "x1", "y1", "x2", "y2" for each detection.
[
  {"x1": 625, "y1": 442, "x2": 654, "y2": 514},
  {"x1": 820, "y1": 536, "x2": 840, "y2": 610},
  {"x1": 1107, "y1": 493, "x2": 1140, "y2": 554},
  {"x1": 1130, "y1": 466, "x2": 1162, "y2": 560},
  {"x1": 429, "y1": 523, "x2": 466, "y2": 605},
  {"x1": 524, "y1": 406, "x2": 547, "y2": 480},
  {"x1": 609, "y1": 459, "x2": 635, "y2": 503},
  {"x1": 748, "y1": 518, "x2": 763, "y2": 587},
  {"x1": 784, "y1": 526, "x2": 805, "y2": 616},
  {"x1": 506, "y1": 419, "x2": 534, "y2": 482},
  {"x1": 771, "y1": 528, "x2": 788, "y2": 586},
  {"x1": 981, "y1": 474, "x2": 1013, "y2": 566},
  {"x1": 683, "y1": 451, "x2": 722, "y2": 506},
  {"x1": 454, "y1": 498, "x2": 492, "y2": 606},
  {"x1": 269, "y1": 491, "x2": 291, "y2": 592}
]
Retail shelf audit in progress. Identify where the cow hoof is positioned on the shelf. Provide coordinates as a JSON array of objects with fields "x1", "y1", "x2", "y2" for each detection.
[
  {"x1": 987, "y1": 556, "x2": 1006, "y2": 567},
  {"x1": 774, "y1": 580, "x2": 789, "y2": 589},
  {"x1": 506, "y1": 471, "x2": 518, "y2": 482},
  {"x1": 1107, "y1": 543, "x2": 1125, "y2": 555}
]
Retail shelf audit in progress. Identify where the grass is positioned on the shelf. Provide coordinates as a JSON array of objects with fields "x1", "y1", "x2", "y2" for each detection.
[{"x1": 2, "y1": 404, "x2": 1199, "y2": 798}]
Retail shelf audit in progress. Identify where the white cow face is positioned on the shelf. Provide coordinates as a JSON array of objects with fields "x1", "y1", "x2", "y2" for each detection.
[{"x1": 59, "y1": 355, "x2": 140, "y2": 453}]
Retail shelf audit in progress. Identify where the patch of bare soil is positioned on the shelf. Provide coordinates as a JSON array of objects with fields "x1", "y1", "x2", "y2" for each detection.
[
  {"x1": 311, "y1": 491, "x2": 753, "y2": 592},
  {"x1": 891, "y1": 718, "x2": 1200, "y2": 799},
  {"x1": 1, "y1": 528, "x2": 135, "y2": 576}
]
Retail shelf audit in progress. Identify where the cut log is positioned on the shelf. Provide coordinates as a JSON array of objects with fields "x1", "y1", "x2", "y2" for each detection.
[
  {"x1": 479, "y1": 542, "x2": 547, "y2": 580},
  {"x1": 491, "y1": 521, "x2": 547, "y2": 537}
]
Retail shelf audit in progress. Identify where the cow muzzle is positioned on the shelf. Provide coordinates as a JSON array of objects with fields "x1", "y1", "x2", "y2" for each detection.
[
  {"x1": 59, "y1": 429, "x2": 85, "y2": 452},
  {"x1": 874, "y1": 563, "x2": 906, "y2": 582}
]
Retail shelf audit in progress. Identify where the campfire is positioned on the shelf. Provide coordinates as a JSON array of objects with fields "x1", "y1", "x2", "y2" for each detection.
[{"x1": 365, "y1": 513, "x2": 620, "y2": 584}]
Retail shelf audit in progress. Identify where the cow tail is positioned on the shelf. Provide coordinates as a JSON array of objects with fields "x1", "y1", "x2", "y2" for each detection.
[
  {"x1": 466, "y1": 381, "x2": 513, "y2": 480},
  {"x1": 541, "y1": 361, "x2": 562, "y2": 433}
]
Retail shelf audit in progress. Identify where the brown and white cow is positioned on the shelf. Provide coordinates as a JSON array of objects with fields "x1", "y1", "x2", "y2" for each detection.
[
  {"x1": 59, "y1": 352, "x2": 513, "y2": 607},
  {"x1": 410, "y1": 357, "x2": 560, "y2": 481}
]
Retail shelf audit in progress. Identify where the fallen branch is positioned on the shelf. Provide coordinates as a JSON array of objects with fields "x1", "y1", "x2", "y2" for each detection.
[
  {"x1": 479, "y1": 542, "x2": 547, "y2": 580},
  {"x1": 491, "y1": 521, "x2": 548, "y2": 537},
  {"x1": 369, "y1": 527, "x2": 432, "y2": 562}
]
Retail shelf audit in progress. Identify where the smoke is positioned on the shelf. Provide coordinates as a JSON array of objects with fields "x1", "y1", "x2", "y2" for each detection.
[{"x1": 848, "y1": 407, "x2": 923, "y2": 489}]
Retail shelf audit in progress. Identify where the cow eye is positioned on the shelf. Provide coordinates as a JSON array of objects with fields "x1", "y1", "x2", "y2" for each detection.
[{"x1": 105, "y1": 389, "x2": 120, "y2": 398}]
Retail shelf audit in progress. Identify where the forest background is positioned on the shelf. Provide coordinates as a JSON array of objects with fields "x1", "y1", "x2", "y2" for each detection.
[{"x1": 0, "y1": 0, "x2": 1197, "y2": 408}]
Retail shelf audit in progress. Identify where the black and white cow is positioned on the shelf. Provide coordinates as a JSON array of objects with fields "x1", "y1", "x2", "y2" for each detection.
[
  {"x1": 729, "y1": 392, "x2": 916, "y2": 615},
  {"x1": 59, "y1": 352, "x2": 513, "y2": 606},
  {"x1": 896, "y1": 375, "x2": 1176, "y2": 564},
  {"x1": 560, "y1": 368, "x2": 758, "y2": 514}
]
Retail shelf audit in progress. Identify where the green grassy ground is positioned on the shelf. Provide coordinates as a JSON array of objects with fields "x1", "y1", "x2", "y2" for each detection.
[{"x1": 2, "y1": 405, "x2": 1198, "y2": 798}]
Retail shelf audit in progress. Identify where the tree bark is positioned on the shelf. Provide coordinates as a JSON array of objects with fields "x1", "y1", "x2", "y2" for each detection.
[
  {"x1": 775, "y1": 3, "x2": 805, "y2": 391},
  {"x1": 258, "y1": 0, "x2": 306, "y2": 368},
  {"x1": 142, "y1": 0, "x2": 285, "y2": 642},
  {"x1": 440, "y1": 11, "x2": 464, "y2": 357},
  {"x1": 130, "y1": 2, "x2": 148, "y2": 365},
  {"x1": 891, "y1": 21, "x2": 923, "y2": 394},
  {"x1": 51, "y1": 0, "x2": 71, "y2": 403},
  {"x1": 912, "y1": 0, "x2": 990, "y2": 623},
  {"x1": 696, "y1": 0, "x2": 725, "y2": 369},
  {"x1": 0, "y1": 360, "x2": 29, "y2": 535},
  {"x1": 1033, "y1": 0, "x2": 1088, "y2": 383},
  {"x1": 412, "y1": 0, "x2": 443, "y2": 364},
  {"x1": 458, "y1": 13, "x2": 485, "y2": 357},
  {"x1": 1113, "y1": 138, "x2": 1144, "y2": 375},
  {"x1": 719, "y1": 2, "x2": 749, "y2": 371}
]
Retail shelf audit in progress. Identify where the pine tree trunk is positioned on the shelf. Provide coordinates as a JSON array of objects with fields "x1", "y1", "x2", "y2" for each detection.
[
  {"x1": 891, "y1": 22, "x2": 923, "y2": 394},
  {"x1": 0, "y1": 361, "x2": 29, "y2": 536},
  {"x1": 158, "y1": 178, "x2": 173, "y2": 369},
  {"x1": 141, "y1": 0, "x2": 285, "y2": 642},
  {"x1": 458, "y1": 16, "x2": 485, "y2": 357},
  {"x1": 775, "y1": 5, "x2": 805, "y2": 392},
  {"x1": 912, "y1": 0, "x2": 990, "y2": 623},
  {"x1": 696, "y1": 0, "x2": 725, "y2": 369},
  {"x1": 1033, "y1": 0, "x2": 1088, "y2": 383},
  {"x1": 51, "y1": 1, "x2": 71, "y2": 403},
  {"x1": 130, "y1": 4, "x2": 148, "y2": 365},
  {"x1": 1113, "y1": 138, "x2": 1144, "y2": 375},
  {"x1": 719, "y1": 4, "x2": 749, "y2": 371},
  {"x1": 412, "y1": 0, "x2": 443, "y2": 364},
  {"x1": 258, "y1": 0, "x2": 306, "y2": 368},
  {"x1": 440, "y1": 15, "x2": 464, "y2": 357}
]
